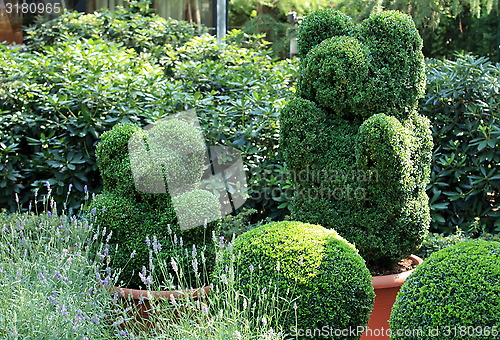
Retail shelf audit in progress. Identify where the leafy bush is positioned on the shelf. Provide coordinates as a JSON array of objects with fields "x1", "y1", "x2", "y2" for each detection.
[
  {"x1": 217, "y1": 221, "x2": 374, "y2": 339},
  {"x1": 89, "y1": 122, "x2": 219, "y2": 288},
  {"x1": 416, "y1": 231, "x2": 468, "y2": 259},
  {"x1": 282, "y1": 9, "x2": 432, "y2": 267},
  {"x1": 297, "y1": 9, "x2": 354, "y2": 59},
  {"x1": 0, "y1": 39, "x2": 194, "y2": 213},
  {"x1": 163, "y1": 30, "x2": 298, "y2": 220},
  {"x1": 422, "y1": 54, "x2": 500, "y2": 235},
  {"x1": 390, "y1": 240, "x2": 500, "y2": 339},
  {"x1": 0, "y1": 14, "x2": 297, "y2": 222},
  {"x1": 24, "y1": 4, "x2": 206, "y2": 56}
]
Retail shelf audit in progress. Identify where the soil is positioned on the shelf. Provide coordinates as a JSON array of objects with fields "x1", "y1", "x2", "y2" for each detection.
[{"x1": 368, "y1": 257, "x2": 417, "y2": 276}]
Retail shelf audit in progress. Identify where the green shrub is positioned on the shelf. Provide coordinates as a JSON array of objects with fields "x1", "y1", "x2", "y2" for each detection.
[
  {"x1": 217, "y1": 221, "x2": 374, "y2": 339},
  {"x1": 90, "y1": 122, "x2": 218, "y2": 288},
  {"x1": 0, "y1": 39, "x2": 192, "y2": 213},
  {"x1": 416, "y1": 231, "x2": 468, "y2": 259},
  {"x1": 390, "y1": 240, "x2": 500, "y2": 339},
  {"x1": 422, "y1": 54, "x2": 500, "y2": 235},
  {"x1": 281, "y1": 9, "x2": 432, "y2": 267},
  {"x1": 1, "y1": 12, "x2": 298, "y2": 223},
  {"x1": 24, "y1": 4, "x2": 206, "y2": 56}
]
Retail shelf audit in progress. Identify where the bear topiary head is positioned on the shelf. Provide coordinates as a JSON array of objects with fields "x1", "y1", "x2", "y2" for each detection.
[
  {"x1": 298, "y1": 10, "x2": 425, "y2": 119},
  {"x1": 216, "y1": 221, "x2": 375, "y2": 338},
  {"x1": 90, "y1": 119, "x2": 221, "y2": 288},
  {"x1": 390, "y1": 240, "x2": 500, "y2": 338},
  {"x1": 281, "y1": 9, "x2": 432, "y2": 268}
]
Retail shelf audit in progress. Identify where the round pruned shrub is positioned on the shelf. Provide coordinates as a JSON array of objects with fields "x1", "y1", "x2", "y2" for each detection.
[
  {"x1": 218, "y1": 221, "x2": 374, "y2": 339},
  {"x1": 390, "y1": 240, "x2": 500, "y2": 339}
]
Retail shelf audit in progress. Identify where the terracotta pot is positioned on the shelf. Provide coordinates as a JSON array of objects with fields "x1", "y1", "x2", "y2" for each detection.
[
  {"x1": 112, "y1": 285, "x2": 211, "y2": 329},
  {"x1": 361, "y1": 255, "x2": 423, "y2": 340}
]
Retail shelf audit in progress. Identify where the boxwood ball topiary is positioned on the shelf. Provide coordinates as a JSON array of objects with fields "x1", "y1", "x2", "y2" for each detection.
[
  {"x1": 221, "y1": 221, "x2": 374, "y2": 339},
  {"x1": 281, "y1": 9, "x2": 432, "y2": 268},
  {"x1": 390, "y1": 240, "x2": 500, "y2": 339}
]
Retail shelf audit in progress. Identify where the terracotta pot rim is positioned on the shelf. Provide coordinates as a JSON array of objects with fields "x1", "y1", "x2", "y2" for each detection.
[
  {"x1": 110, "y1": 285, "x2": 211, "y2": 300},
  {"x1": 371, "y1": 254, "x2": 423, "y2": 289}
]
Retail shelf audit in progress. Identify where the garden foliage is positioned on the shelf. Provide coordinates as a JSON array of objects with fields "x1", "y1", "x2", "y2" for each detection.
[
  {"x1": 217, "y1": 221, "x2": 374, "y2": 339},
  {"x1": 390, "y1": 240, "x2": 500, "y2": 339},
  {"x1": 1, "y1": 4, "x2": 497, "y2": 238},
  {"x1": 0, "y1": 5, "x2": 296, "y2": 222},
  {"x1": 281, "y1": 9, "x2": 432, "y2": 266},
  {"x1": 0, "y1": 209, "x2": 118, "y2": 338},
  {"x1": 422, "y1": 54, "x2": 500, "y2": 235}
]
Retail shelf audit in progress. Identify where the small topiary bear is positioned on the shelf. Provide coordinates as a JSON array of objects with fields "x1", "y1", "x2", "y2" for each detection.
[
  {"x1": 281, "y1": 9, "x2": 432, "y2": 268},
  {"x1": 90, "y1": 120, "x2": 221, "y2": 288}
]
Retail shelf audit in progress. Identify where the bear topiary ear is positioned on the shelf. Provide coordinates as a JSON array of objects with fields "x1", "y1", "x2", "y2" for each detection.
[
  {"x1": 297, "y1": 9, "x2": 355, "y2": 58},
  {"x1": 359, "y1": 10, "x2": 426, "y2": 117}
]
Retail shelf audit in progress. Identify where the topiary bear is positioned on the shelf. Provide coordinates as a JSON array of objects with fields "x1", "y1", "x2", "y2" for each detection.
[
  {"x1": 281, "y1": 9, "x2": 432, "y2": 268},
  {"x1": 89, "y1": 118, "x2": 221, "y2": 288}
]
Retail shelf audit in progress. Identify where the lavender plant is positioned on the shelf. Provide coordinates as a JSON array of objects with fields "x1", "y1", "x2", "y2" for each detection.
[{"x1": 0, "y1": 185, "x2": 126, "y2": 339}]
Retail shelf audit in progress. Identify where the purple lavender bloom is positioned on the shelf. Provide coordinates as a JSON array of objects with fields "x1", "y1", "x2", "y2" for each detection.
[
  {"x1": 38, "y1": 272, "x2": 47, "y2": 284},
  {"x1": 171, "y1": 258, "x2": 178, "y2": 273},
  {"x1": 54, "y1": 271, "x2": 64, "y2": 280},
  {"x1": 145, "y1": 236, "x2": 151, "y2": 247},
  {"x1": 57, "y1": 305, "x2": 68, "y2": 316},
  {"x1": 152, "y1": 236, "x2": 161, "y2": 254},
  {"x1": 138, "y1": 266, "x2": 152, "y2": 286},
  {"x1": 48, "y1": 296, "x2": 59, "y2": 305}
]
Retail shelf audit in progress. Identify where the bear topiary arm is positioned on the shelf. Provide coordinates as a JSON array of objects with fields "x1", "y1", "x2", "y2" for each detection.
[{"x1": 355, "y1": 113, "x2": 431, "y2": 263}]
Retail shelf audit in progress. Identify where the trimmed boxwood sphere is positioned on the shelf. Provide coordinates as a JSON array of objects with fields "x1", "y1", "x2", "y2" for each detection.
[
  {"x1": 222, "y1": 221, "x2": 374, "y2": 339},
  {"x1": 390, "y1": 240, "x2": 500, "y2": 340}
]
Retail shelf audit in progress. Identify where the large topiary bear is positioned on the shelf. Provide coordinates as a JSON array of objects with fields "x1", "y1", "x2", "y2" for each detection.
[
  {"x1": 281, "y1": 9, "x2": 432, "y2": 268},
  {"x1": 90, "y1": 120, "x2": 221, "y2": 288}
]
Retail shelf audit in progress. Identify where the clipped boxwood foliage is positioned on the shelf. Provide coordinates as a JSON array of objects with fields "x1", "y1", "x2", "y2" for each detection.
[
  {"x1": 297, "y1": 9, "x2": 354, "y2": 58},
  {"x1": 282, "y1": 9, "x2": 432, "y2": 267},
  {"x1": 390, "y1": 240, "x2": 500, "y2": 339},
  {"x1": 219, "y1": 221, "x2": 374, "y2": 339},
  {"x1": 90, "y1": 122, "x2": 219, "y2": 288}
]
